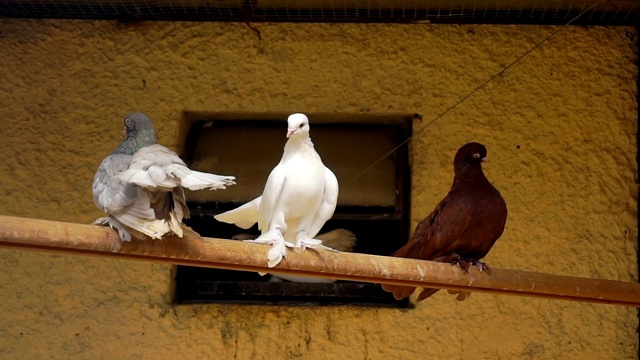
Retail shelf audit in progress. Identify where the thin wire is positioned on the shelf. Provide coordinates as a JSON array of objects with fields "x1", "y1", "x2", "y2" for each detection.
[{"x1": 344, "y1": 1, "x2": 599, "y2": 187}]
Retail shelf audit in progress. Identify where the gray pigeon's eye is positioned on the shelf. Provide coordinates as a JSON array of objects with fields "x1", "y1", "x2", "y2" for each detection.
[
  {"x1": 125, "y1": 119, "x2": 131, "y2": 126},
  {"x1": 472, "y1": 153, "x2": 480, "y2": 158}
]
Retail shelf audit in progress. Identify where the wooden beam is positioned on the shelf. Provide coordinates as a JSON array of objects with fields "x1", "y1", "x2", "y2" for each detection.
[{"x1": 0, "y1": 215, "x2": 638, "y2": 307}]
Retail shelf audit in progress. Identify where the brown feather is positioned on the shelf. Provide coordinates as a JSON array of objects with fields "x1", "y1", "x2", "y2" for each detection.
[{"x1": 382, "y1": 142, "x2": 507, "y2": 302}]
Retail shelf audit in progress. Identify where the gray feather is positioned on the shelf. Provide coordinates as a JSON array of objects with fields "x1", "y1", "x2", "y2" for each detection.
[{"x1": 92, "y1": 112, "x2": 235, "y2": 241}]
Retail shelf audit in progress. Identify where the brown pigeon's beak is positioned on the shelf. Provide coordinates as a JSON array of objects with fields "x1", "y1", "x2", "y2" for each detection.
[
  {"x1": 286, "y1": 129, "x2": 295, "y2": 138},
  {"x1": 481, "y1": 157, "x2": 487, "y2": 163}
]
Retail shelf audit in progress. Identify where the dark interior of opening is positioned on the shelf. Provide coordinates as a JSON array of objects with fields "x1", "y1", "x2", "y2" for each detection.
[{"x1": 174, "y1": 116, "x2": 412, "y2": 307}]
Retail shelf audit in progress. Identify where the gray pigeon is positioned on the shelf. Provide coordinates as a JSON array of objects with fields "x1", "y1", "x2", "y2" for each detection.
[{"x1": 92, "y1": 112, "x2": 236, "y2": 241}]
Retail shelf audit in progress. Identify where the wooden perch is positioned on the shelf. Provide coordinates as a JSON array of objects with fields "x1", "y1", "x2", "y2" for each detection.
[{"x1": 0, "y1": 215, "x2": 638, "y2": 307}]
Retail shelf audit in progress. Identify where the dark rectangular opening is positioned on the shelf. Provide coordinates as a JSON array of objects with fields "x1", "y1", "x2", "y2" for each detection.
[{"x1": 175, "y1": 112, "x2": 415, "y2": 307}]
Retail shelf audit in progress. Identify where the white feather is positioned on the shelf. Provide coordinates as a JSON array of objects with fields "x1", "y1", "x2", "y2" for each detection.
[
  {"x1": 214, "y1": 197, "x2": 261, "y2": 230},
  {"x1": 215, "y1": 113, "x2": 339, "y2": 267}
]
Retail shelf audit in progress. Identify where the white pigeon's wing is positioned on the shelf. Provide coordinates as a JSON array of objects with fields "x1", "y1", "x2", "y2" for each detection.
[
  {"x1": 118, "y1": 144, "x2": 235, "y2": 191},
  {"x1": 306, "y1": 167, "x2": 339, "y2": 238},
  {"x1": 257, "y1": 164, "x2": 287, "y2": 232},
  {"x1": 214, "y1": 196, "x2": 261, "y2": 229}
]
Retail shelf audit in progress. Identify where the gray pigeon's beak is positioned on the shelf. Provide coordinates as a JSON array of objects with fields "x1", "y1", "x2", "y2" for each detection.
[
  {"x1": 123, "y1": 126, "x2": 127, "y2": 136},
  {"x1": 286, "y1": 129, "x2": 295, "y2": 138}
]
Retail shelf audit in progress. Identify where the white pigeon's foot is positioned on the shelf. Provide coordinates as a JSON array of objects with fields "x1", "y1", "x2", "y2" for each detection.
[
  {"x1": 244, "y1": 230, "x2": 293, "y2": 268},
  {"x1": 294, "y1": 232, "x2": 338, "y2": 253}
]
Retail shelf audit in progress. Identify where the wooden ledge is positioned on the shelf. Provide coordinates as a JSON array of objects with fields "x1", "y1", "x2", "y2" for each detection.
[{"x1": 0, "y1": 215, "x2": 638, "y2": 307}]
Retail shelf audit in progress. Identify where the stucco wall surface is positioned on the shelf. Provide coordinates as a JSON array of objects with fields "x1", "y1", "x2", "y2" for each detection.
[{"x1": 0, "y1": 20, "x2": 637, "y2": 359}]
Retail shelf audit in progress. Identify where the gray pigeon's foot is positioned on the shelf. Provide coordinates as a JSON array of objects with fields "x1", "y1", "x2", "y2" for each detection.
[
  {"x1": 92, "y1": 217, "x2": 110, "y2": 225},
  {"x1": 244, "y1": 230, "x2": 292, "y2": 268},
  {"x1": 94, "y1": 216, "x2": 131, "y2": 242}
]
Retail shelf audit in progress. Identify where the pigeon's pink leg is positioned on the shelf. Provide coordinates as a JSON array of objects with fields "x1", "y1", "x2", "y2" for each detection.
[
  {"x1": 244, "y1": 223, "x2": 293, "y2": 268},
  {"x1": 470, "y1": 259, "x2": 491, "y2": 273},
  {"x1": 293, "y1": 230, "x2": 337, "y2": 253}
]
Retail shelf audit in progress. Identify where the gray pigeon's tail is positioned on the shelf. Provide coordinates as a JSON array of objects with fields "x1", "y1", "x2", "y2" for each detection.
[
  {"x1": 94, "y1": 212, "x2": 171, "y2": 241},
  {"x1": 180, "y1": 170, "x2": 236, "y2": 191}
]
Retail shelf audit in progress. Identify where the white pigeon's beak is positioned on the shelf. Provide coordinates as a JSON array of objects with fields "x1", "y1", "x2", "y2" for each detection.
[{"x1": 286, "y1": 129, "x2": 296, "y2": 138}]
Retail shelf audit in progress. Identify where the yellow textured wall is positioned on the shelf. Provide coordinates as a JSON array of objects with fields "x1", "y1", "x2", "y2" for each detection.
[{"x1": 0, "y1": 20, "x2": 637, "y2": 359}]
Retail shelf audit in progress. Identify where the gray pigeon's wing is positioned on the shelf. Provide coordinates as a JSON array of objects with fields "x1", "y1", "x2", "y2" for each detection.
[
  {"x1": 118, "y1": 144, "x2": 235, "y2": 191},
  {"x1": 93, "y1": 154, "x2": 139, "y2": 213},
  {"x1": 93, "y1": 153, "x2": 169, "y2": 239},
  {"x1": 306, "y1": 167, "x2": 339, "y2": 238}
]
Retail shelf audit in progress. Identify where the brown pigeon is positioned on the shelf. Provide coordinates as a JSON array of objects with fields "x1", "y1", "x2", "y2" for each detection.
[{"x1": 382, "y1": 142, "x2": 507, "y2": 301}]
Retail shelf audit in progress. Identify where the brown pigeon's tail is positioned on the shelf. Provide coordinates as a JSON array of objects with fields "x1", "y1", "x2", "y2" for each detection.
[
  {"x1": 381, "y1": 284, "x2": 440, "y2": 302},
  {"x1": 417, "y1": 288, "x2": 440, "y2": 301},
  {"x1": 381, "y1": 284, "x2": 417, "y2": 300},
  {"x1": 447, "y1": 290, "x2": 471, "y2": 301},
  {"x1": 382, "y1": 235, "x2": 440, "y2": 301}
]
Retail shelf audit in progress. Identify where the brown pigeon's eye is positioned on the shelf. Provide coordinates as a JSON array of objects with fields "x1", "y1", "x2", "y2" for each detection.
[{"x1": 472, "y1": 153, "x2": 480, "y2": 158}]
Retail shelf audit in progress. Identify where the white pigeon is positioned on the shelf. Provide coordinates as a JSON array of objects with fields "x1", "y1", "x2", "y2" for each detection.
[
  {"x1": 232, "y1": 228, "x2": 357, "y2": 283},
  {"x1": 215, "y1": 113, "x2": 339, "y2": 267},
  {"x1": 93, "y1": 112, "x2": 236, "y2": 241}
]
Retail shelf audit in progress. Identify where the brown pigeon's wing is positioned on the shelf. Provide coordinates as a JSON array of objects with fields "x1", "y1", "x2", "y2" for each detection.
[
  {"x1": 394, "y1": 190, "x2": 473, "y2": 260},
  {"x1": 382, "y1": 190, "x2": 473, "y2": 301},
  {"x1": 464, "y1": 189, "x2": 507, "y2": 258}
]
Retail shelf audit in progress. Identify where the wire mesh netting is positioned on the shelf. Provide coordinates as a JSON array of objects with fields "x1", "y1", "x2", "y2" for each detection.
[{"x1": 0, "y1": 0, "x2": 638, "y2": 24}]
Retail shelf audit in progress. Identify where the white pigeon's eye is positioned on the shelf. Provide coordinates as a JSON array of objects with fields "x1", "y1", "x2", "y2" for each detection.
[
  {"x1": 299, "y1": 123, "x2": 303, "y2": 128},
  {"x1": 472, "y1": 153, "x2": 480, "y2": 158}
]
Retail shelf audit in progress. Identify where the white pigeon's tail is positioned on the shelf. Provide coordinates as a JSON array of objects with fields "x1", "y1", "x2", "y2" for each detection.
[
  {"x1": 315, "y1": 228, "x2": 357, "y2": 252},
  {"x1": 214, "y1": 196, "x2": 261, "y2": 229},
  {"x1": 180, "y1": 170, "x2": 236, "y2": 191}
]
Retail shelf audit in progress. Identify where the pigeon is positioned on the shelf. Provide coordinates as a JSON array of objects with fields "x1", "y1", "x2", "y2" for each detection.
[
  {"x1": 92, "y1": 112, "x2": 236, "y2": 241},
  {"x1": 232, "y1": 228, "x2": 357, "y2": 283},
  {"x1": 382, "y1": 142, "x2": 507, "y2": 302},
  {"x1": 215, "y1": 113, "x2": 339, "y2": 267}
]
